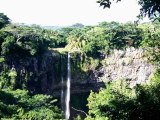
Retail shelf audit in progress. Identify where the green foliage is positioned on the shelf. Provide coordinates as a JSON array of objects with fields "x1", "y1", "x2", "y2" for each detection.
[
  {"x1": 1, "y1": 35, "x2": 16, "y2": 56},
  {"x1": 0, "y1": 13, "x2": 10, "y2": 29},
  {"x1": 97, "y1": 0, "x2": 121, "y2": 9},
  {"x1": 108, "y1": 22, "x2": 143, "y2": 50},
  {"x1": 86, "y1": 71, "x2": 160, "y2": 120},
  {"x1": 1, "y1": 13, "x2": 160, "y2": 120},
  {"x1": 0, "y1": 89, "x2": 64, "y2": 119},
  {"x1": 138, "y1": 0, "x2": 160, "y2": 18},
  {"x1": 140, "y1": 22, "x2": 160, "y2": 65},
  {"x1": 83, "y1": 26, "x2": 109, "y2": 57},
  {"x1": 66, "y1": 22, "x2": 143, "y2": 58},
  {"x1": 0, "y1": 25, "x2": 53, "y2": 57},
  {"x1": 0, "y1": 71, "x2": 12, "y2": 89},
  {"x1": 86, "y1": 80, "x2": 135, "y2": 120},
  {"x1": 66, "y1": 28, "x2": 85, "y2": 51},
  {"x1": 74, "y1": 115, "x2": 82, "y2": 120},
  {"x1": 8, "y1": 69, "x2": 17, "y2": 89},
  {"x1": 97, "y1": 0, "x2": 160, "y2": 19},
  {"x1": 0, "y1": 57, "x2": 5, "y2": 63}
]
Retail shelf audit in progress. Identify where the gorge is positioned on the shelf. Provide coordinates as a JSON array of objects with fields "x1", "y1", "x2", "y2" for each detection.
[
  {"x1": 3, "y1": 46, "x2": 156, "y2": 119},
  {"x1": 0, "y1": 17, "x2": 160, "y2": 119}
]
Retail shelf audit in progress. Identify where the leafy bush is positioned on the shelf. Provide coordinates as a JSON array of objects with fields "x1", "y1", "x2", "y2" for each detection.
[
  {"x1": 140, "y1": 22, "x2": 160, "y2": 65},
  {"x1": 0, "y1": 89, "x2": 64, "y2": 119},
  {"x1": 86, "y1": 71, "x2": 160, "y2": 120},
  {"x1": 66, "y1": 22, "x2": 143, "y2": 58}
]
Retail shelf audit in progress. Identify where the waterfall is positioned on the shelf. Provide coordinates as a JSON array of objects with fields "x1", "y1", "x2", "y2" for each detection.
[{"x1": 65, "y1": 52, "x2": 71, "y2": 120}]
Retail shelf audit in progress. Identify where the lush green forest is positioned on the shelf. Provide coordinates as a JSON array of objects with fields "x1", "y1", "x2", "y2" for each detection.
[{"x1": 0, "y1": 10, "x2": 160, "y2": 120}]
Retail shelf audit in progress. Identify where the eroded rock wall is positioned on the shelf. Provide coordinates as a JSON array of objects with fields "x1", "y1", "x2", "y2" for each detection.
[
  {"x1": 4, "y1": 51, "x2": 65, "y2": 94},
  {"x1": 3, "y1": 47, "x2": 156, "y2": 96},
  {"x1": 98, "y1": 47, "x2": 155, "y2": 87}
]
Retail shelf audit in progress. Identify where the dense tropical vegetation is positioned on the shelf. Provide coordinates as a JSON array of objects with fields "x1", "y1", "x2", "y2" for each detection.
[
  {"x1": 0, "y1": 89, "x2": 63, "y2": 119},
  {"x1": 84, "y1": 0, "x2": 160, "y2": 119},
  {"x1": 0, "y1": 6, "x2": 160, "y2": 119},
  {"x1": 0, "y1": 14, "x2": 64, "y2": 119},
  {"x1": 86, "y1": 70, "x2": 160, "y2": 120}
]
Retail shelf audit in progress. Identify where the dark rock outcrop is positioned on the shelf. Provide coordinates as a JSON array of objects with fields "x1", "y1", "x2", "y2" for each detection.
[{"x1": 4, "y1": 51, "x2": 63, "y2": 94}]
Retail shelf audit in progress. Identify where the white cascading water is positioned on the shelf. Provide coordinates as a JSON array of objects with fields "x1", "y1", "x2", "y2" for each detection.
[{"x1": 65, "y1": 52, "x2": 71, "y2": 120}]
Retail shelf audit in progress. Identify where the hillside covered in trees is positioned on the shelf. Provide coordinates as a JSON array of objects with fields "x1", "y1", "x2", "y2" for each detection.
[{"x1": 0, "y1": 10, "x2": 160, "y2": 120}]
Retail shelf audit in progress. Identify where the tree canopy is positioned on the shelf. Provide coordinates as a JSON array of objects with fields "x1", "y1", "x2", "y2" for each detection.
[
  {"x1": 86, "y1": 70, "x2": 160, "y2": 120},
  {"x1": 97, "y1": 0, "x2": 160, "y2": 19},
  {"x1": 0, "y1": 12, "x2": 160, "y2": 119},
  {"x1": 0, "y1": 13, "x2": 10, "y2": 29}
]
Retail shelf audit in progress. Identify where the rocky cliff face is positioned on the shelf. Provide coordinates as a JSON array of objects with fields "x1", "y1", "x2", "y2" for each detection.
[
  {"x1": 4, "y1": 51, "x2": 64, "y2": 94},
  {"x1": 52, "y1": 47, "x2": 156, "y2": 96},
  {"x1": 97, "y1": 47, "x2": 155, "y2": 87},
  {"x1": 3, "y1": 47, "x2": 156, "y2": 96}
]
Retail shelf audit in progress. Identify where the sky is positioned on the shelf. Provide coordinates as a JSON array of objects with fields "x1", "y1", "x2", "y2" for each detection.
[{"x1": 0, "y1": 0, "x2": 149, "y2": 26}]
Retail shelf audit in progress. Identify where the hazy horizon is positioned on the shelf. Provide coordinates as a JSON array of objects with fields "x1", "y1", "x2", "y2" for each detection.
[{"x1": 0, "y1": 0, "x2": 149, "y2": 26}]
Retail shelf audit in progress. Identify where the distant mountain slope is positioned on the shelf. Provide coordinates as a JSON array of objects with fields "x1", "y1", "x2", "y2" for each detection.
[{"x1": 43, "y1": 26, "x2": 62, "y2": 30}]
